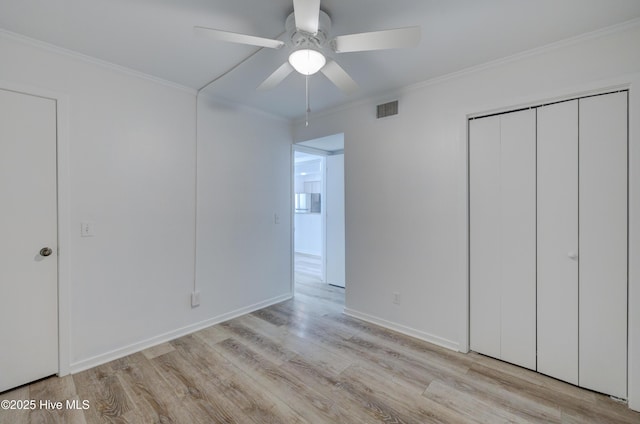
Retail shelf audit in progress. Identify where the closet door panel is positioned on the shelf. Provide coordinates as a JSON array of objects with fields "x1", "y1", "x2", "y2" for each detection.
[
  {"x1": 579, "y1": 92, "x2": 628, "y2": 398},
  {"x1": 469, "y1": 115, "x2": 502, "y2": 359},
  {"x1": 499, "y1": 109, "x2": 537, "y2": 370},
  {"x1": 537, "y1": 100, "x2": 579, "y2": 384}
]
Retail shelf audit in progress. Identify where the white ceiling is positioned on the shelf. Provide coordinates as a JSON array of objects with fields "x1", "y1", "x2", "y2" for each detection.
[{"x1": 2, "y1": 0, "x2": 640, "y2": 120}]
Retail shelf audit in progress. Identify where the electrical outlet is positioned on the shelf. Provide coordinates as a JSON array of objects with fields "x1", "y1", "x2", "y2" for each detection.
[
  {"x1": 191, "y1": 291, "x2": 200, "y2": 308},
  {"x1": 393, "y1": 292, "x2": 400, "y2": 305}
]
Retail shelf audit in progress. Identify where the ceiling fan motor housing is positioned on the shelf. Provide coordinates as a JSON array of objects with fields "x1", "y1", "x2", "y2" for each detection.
[{"x1": 286, "y1": 10, "x2": 331, "y2": 50}]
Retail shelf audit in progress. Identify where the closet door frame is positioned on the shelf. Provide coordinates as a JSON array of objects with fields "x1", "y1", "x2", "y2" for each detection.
[{"x1": 465, "y1": 82, "x2": 637, "y2": 409}]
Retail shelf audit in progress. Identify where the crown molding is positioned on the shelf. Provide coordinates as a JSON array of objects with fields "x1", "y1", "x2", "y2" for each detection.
[{"x1": 404, "y1": 17, "x2": 640, "y2": 94}]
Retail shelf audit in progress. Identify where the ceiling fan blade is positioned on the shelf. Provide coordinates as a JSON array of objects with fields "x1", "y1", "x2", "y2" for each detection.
[
  {"x1": 257, "y1": 62, "x2": 295, "y2": 90},
  {"x1": 321, "y1": 60, "x2": 358, "y2": 95},
  {"x1": 194, "y1": 26, "x2": 285, "y2": 49},
  {"x1": 331, "y1": 26, "x2": 421, "y2": 53},
  {"x1": 293, "y1": 0, "x2": 321, "y2": 34}
]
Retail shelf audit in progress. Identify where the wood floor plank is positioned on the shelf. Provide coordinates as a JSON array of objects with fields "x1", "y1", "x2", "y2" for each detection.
[
  {"x1": 220, "y1": 319, "x2": 296, "y2": 366},
  {"x1": 169, "y1": 334, "x2": 237, "y2": 382},
  {"x1": 251, "y1": 307, "x2": 291, "y2": 327},
  {"x1": 281, "y1": 353, "x2": 415, "y2": 424},
  {"x1": 141, "y1": 342, "x2": 175, "y2": 360},
  {"x1": 217, "y1": 363, "x2": 308, "y2": 424},
  {"x1": 330, "y1": 310, "x2": 475, "y2": 370},
  {"x1": 278, "y1": 305, "x2": 359, "y2": 343},
  {"x1": 29, "y1": 375, "x2": 87, "y2": 424},
  {"x1": 237, "y1": 313, "x2": 354, "y2": 376},
  {"x1": 73, "y1": 365, "x2": 134, "y2": 424},
  {"x1": 192, "y1": 323, "x2": 233, "y2": 349},
  {"x1": 468, "y1": 361, "x2": 640, "y2": 424},
  {"x1": 114, "y1": 352, "x2": 200, "y2": 424},
  {"x1": 150, "y1": 349, "x2": 252, "y2": 424},
  {"x1": 234, "y1": 313, "x2": 288, "y2": 340},
  {"x1": 0, "y1": 385, "x2": 30, "y2": 424},
  {"x1": 425, "y1": 379, "x2": 532, "y2": 423},
  {"x1": 214, "y1": 337, "x2": 361, "y2": 424},
  {"x1": 468, "y1": 351, "x2": 595, "y2": 402},
  {"x1": 337, "y1": 364, "x2": 470, "y2": 424}
]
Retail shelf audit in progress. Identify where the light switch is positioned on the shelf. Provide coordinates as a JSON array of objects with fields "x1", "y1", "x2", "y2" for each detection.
[
  {"x1": 81, "y1": 222, "x2": 95, "y2": 237},
  {"x1": 274, "y1": 213, "x2": 280, "y2": 224}
]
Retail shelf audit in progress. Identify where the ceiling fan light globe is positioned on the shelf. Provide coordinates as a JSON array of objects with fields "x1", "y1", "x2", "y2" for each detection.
[{"x1": 288, "y1": 49, "x2": 326, "y2": 75}]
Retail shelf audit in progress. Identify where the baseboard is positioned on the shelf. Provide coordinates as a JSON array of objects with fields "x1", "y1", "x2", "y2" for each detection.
[
  {"x1": 69, "y1": 293, "x2": 293, "y2": 374},
  {"x1": 343, "y1": 307, "x2": 460, "y2": 352}
]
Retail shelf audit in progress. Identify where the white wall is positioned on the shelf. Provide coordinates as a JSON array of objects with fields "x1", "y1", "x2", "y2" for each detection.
[
  {"x1": 195, "y1": 96, "x2": 292, "y2": 315},
  {"x1": 0, "y1": 32, "x2": 292, "y2": 372},
  {"x1": 293, "y1": 22, "x2": 640, "y2": 410}
]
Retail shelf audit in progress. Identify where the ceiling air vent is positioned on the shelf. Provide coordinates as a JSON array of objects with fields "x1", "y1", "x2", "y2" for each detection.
[{"x1": 377, "y1": 100, "x2": 399, "y2": 119}]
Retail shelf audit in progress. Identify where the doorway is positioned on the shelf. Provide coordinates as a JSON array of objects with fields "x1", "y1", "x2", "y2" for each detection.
[
  {"x1": 0, "y1": 87, "x2": 59, "y2": 392},
  {"x1": 293, "y1": 133, "x2": 345, "y2": 296}
]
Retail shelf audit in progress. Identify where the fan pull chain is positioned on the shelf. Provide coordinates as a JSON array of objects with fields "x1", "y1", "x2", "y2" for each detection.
[{"x1": 305, "y1": 74, "x2": 310, "y2": 127}]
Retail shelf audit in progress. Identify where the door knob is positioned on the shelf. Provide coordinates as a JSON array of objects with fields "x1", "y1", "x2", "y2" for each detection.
[
  {"x1": 568, "y1": 251, "x2": 578, "y2": 260},
  {"x1": 40, "y1": 247, "x2": 53, "y2": 257}
]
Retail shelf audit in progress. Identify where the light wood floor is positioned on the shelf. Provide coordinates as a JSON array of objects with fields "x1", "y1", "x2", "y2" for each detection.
[
  {"x1": 2, "y1": 280, "x2": 639, "y2": 423},
  {"x1": 294, "y1": 252, "x2": 323, "y2": 284}
]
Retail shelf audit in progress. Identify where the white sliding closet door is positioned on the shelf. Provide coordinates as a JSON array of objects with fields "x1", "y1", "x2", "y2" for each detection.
[
  {"x1": 579, "y1": 92, "x2": 628, "y2": 399},
  {"x1": 499, "y1": 110, "x2": 536, "y2": 369},
  {"x1": 537, "y1": 100, "x2": 579, "y2": 385},
  {"x1": 470, "y1": 109, "x2": 536, "y2": 370},
  {"x1": 470, "y1": 115, "x2": 501, "y2": 360}
]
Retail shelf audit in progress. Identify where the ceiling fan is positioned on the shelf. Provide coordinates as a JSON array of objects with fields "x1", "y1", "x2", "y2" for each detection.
[{"x1": 194, "y1": 0, "x2": 421, "y2": 96}]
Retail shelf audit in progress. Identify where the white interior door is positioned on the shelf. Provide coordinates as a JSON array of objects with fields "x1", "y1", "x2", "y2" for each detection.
[
  {"x1": 537, "y1": 100, "x2": 579, "y2": 385},
  {"x1": 325, "y1": 154, "x2": 345, "y2": 287},
  {"x1": 0, "y1": 88, "x2": 58, "y2": 392},
  {"x1": 579, "y1": 92, "x2": 628, "y2": 398}
]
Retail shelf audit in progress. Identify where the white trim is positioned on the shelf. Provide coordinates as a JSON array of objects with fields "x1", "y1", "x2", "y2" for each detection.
[
  {"x1": 467, "y1": 82, "x2": 631, "y2": 120},
  {"x1": 293, "y1": 18, "x2": 640, "y2": 128},
  {"x1": 293, "y1": 144, "x2": 330, "y2": 157},
  {"x1": 290, "y1": 145, "x2": 295, "y2": 296},
  {"x1": 627, "y1": 74, "x2": 640, "y2": 412},
  {"x1": 321, "y1": 155, "x2": 327, "y2": 282},
  {"x1": 69, "y1": 293, "x2": 292, "y2": 374},
  {"x1": 459, "y1": 111, "x2": 470, "y2": 354},
  {"x1": 55, "y1": 94, "x2": 71, "y2": 377},
  {"x1": 0, "y1": 80, "x2": 71, "y2": 377},
  {"x1": 0, "y1": 29, "x2": 196, "y2": 95},
  {"x1": 343, "y1": 308, "x2": 460, "y2": 352}
]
